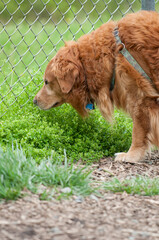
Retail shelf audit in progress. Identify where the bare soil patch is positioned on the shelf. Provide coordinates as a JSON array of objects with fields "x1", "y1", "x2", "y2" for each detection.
[{"x1": 0, "y1": 152, "x2": 159, "y2": 240}]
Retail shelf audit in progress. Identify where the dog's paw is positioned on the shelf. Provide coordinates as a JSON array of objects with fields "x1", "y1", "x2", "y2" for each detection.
[{"x1": 114, "y1": 152, "x2": 139, "y2": 163}]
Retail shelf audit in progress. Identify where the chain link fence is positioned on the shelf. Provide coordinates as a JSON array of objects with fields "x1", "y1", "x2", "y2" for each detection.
[{"x1": 0, "y1": 0, "x2": 159, "y2": 117}]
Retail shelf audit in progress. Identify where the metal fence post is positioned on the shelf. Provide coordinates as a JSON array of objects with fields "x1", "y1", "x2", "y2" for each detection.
[{"x1": 142, "y1": 0, "x2": 155, "y2": 10}]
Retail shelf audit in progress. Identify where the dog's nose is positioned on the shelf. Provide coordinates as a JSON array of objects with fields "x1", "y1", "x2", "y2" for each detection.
[{"x1": 33, "y1": 98, "x2": 37, "y2": 105}]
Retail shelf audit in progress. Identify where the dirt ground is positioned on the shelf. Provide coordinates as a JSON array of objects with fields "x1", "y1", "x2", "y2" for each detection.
[{"x1": 0, "y1": 152, "x2": 159, "y2": 240}]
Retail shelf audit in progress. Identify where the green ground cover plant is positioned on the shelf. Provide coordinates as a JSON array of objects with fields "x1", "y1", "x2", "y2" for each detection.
[{"x1": 0, "y1": 101, "x2": 132, "y2": 162}]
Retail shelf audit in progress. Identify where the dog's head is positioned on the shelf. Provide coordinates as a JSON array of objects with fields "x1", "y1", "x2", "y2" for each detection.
[{"x1": 33, "y1": 42, "x2": 87, "y2": 115}]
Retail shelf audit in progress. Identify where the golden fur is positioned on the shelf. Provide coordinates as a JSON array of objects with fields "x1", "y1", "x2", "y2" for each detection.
[{"x1": 34, "y1": 11, "x2": 159, "y2": 163}]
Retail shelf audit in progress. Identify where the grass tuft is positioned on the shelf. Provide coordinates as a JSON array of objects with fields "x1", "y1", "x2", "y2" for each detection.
[
  {"x1": 103, "y1": 176, "x2": 159, "y2": 196},
  {"x1": 0, "y1": 145, "x2": 94, "y2": 200}
]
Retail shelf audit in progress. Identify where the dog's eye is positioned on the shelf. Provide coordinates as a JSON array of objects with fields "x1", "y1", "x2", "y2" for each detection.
[{"x1": 45, "y1": 80, "x2": 48, "y2": 85}]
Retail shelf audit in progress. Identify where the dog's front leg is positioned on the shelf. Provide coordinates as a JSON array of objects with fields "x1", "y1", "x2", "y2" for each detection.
[{"x1": 115, "y1": 114, "x2": 149, "y2": 163}]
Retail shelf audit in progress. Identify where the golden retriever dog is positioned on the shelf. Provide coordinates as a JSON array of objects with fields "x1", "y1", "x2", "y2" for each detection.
[{"x1": 34, "y1": 11, "x2": 159, "y2": 163}]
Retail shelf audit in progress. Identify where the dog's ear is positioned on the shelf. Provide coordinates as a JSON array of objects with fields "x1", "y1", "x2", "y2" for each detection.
[
  {"x1": 57, "y1": 65, "x2": 79, "y2": 94},
  {"x1": 56, "y1": 43, "x2": 81, "y2": 94}
]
